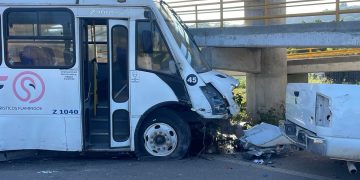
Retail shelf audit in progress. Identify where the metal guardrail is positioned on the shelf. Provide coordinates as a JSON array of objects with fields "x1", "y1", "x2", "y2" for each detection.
[
  {"x1": 167, "y1": 0, "x2": 360, "y2": 59},
  {"x1": 166, "y1": 0, "x2": 360, "y2": 28},
  {"x1": 287, "y1": 48, "x2": 360, "y2": 59}
]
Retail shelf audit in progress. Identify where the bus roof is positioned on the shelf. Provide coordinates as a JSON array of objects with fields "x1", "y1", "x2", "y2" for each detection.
[{"x1": 0, "y1": 0, "x2": 157, "y2": 6}]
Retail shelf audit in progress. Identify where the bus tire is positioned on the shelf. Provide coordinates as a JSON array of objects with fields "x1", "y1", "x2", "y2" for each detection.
[{"x1": 137, "y1": 108, "x2": 191, "y2": 159}]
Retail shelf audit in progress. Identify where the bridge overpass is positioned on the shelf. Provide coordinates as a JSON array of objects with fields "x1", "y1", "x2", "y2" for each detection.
[
  {"x1": 190, "y1": 21, "x2": 360, "y2": 75},
  {"x1": 189, "y1": 21, "x2": 360, "y2": 48},
  {"x1": 166, "y1": 0, "x2": 360, "y2": 119}
]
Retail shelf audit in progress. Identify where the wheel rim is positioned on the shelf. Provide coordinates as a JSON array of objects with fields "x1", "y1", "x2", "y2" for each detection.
[{"x1": 143, "y1": 122, "x2": 178, "y2": 157}]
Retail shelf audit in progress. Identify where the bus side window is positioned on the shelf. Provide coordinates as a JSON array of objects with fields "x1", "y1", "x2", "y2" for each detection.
[
  {"x1": 5, "y1": 9, "x2": 75, "y2": 69},
  {"x1": 136, "y1": 21, "x2": 177, "y2": 76},
  {"x1": 112, "y1": 25, "x2": 129, "y2": 103}
]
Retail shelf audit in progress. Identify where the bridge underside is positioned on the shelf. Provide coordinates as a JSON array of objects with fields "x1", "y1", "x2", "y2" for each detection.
[
  {"x1": 191, "y1": 21, "x2": 360, "y2": 48},
  {"x1": 288, "y1": 56, "x2": 360, "y2": 74},
  {"x1": 202, "y1": 47, "x2": 360, "y2": 74}
]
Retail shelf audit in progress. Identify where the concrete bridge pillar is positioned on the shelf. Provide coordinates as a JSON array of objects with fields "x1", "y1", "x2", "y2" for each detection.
[{"x1": 244, "y1": 0, "x2": 287, "y2": 120}]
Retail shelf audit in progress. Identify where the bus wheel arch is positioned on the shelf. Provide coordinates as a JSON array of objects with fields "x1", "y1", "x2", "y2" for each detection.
[{"x1": 134, "y1": 103, "x2": 194, "y2": 159}]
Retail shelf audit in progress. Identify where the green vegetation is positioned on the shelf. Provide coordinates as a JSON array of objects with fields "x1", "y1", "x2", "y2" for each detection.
[
  {"x1": 232, "y1": 76, "x2": 246, "y2": 108},
  {"x1": 231, "y1": 77, "x2": 285, "y2": 127},
  {"x1": 230, "y1": 76, "x2": 278, "y2": 128},
  {"x1": 231, "y1": 76, "x2": 251, "y2": 126},
  {"x1": 308, "y1": 73, "x2": 333, "y2": 84},
  {"x1": 258, "y1": 106, "x2": 285, "y2": 126}
]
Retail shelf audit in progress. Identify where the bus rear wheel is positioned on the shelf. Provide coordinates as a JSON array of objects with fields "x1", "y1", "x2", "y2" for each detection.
[{"x1": 137, "y1": 109, "x2": 191, "y2": 159}]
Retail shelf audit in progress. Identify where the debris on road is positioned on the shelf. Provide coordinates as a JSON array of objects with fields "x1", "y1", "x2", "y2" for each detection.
[
  {"x1": 253, "y1": 159, "x2": 264, "y2": 165},
  {"x1": 238, "y1": 123, "x2": 293, "y2": 161},
  {"x1": 37, "y1": 170, "x2": 59, "y2": 174},
  {"x1": 240, "y1": 123, "x2": 292, "y2": 148}
]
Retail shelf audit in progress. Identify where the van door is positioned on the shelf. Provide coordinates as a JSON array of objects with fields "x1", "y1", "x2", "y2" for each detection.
[{"x1": 108, "y1": 20, "x2": 131, "y2": 147}]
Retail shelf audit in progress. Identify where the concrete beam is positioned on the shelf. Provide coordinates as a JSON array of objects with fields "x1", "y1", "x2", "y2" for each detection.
[
  {"x1": 288, "y1": 74, "x2": 308, "y2": 83},
  {"x1": 217, "y1": 70, "x2": 246, "y2": 76},
  {"x1": 190, "y1": 21, "x2": 360, "y2": 48},
  {"x1": 288, "y1": 55, "x2": 360, "y2": 74},
  {"x1": 201, "y1": 47, "x2": 261, "y2": 73}
]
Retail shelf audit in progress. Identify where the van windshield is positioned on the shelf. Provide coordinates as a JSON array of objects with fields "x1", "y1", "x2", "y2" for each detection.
[{"x1": 158, "y1": 2, "x2": 211, "y2": 73}]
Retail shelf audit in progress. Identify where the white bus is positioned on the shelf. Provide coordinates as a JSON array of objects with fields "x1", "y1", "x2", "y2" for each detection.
[{"x1": 0, "y1": 0, "x2": 239, "y2": 159}]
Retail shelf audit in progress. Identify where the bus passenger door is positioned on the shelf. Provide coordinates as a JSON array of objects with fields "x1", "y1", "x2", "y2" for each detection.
[{"x1": 108, "y1": 20, "x2": 131, "y2": 148}]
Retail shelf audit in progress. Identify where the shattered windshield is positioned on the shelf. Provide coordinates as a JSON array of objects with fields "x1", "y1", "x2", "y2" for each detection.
[{"x1": 158, "y1": 1, "x2": 211, "y2": 73}]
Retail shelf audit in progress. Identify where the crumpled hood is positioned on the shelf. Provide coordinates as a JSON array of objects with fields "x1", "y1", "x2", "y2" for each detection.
[{"x1": 199, "y1": 70, "x2": 240, "y2": 116}]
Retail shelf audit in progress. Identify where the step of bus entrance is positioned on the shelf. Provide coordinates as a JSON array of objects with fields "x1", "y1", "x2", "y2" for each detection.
[
  {"x1": 87, "y1": 143, "x2": 110, "y2": 150},
  {"x1": 95, "y1": 105, "x2": 109, "y2": 116},
  {"x1": 90, "y1": 129, "x2": 109, "y2": 136},
  {"x1": 89, "y1": 129, "x2": 109, "y2": 143},
  {"x1": 89, "y1": 117, "x2": 109, "y2": 130}
]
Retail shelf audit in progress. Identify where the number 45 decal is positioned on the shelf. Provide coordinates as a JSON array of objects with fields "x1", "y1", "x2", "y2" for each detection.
[{"x1": 186, "y1": 74, "x2": 198, "y2": 86}]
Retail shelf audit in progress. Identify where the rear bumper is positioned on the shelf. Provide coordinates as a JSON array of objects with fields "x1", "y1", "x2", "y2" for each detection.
[
  {"x1": 283, "y1": 120, "x2": 326, "y2": 156},
  {"x1": 283, "y1": 120, "x2": 360, "y2": 161}
]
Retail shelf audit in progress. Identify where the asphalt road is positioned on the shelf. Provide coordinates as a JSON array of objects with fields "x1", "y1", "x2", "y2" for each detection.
[{"x1": 0, "y1": 151, "x2": 358, "y2": 180}]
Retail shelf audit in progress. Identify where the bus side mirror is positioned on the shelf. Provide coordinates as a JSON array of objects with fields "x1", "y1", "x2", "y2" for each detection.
[
  {"x1": 142, "y1": 30, "x2": 153, "y2": 54},
  {"x1": 144, "y1": 10, "x2": 153, "y2": 19}
]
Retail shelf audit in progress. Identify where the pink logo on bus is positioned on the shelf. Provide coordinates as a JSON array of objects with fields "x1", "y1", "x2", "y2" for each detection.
[
  {"x1": 0, "y1": 76, "x2": 8, "y2": 81},
  {"x1": 0, "y1": 76, "x2": 8, "y2": 90},
  {"x1": 13, "y1": 71, "x2": 45, "y2": 103}
]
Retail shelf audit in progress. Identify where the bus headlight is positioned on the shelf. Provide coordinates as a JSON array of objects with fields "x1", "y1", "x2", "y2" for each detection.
[{"x1": 201, "y1": 84, "x2": 228, "y2": 115}]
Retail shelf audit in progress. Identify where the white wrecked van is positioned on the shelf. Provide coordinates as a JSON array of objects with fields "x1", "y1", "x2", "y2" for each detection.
[{"x1": 284, "y1": 83, "x2": 360, "y2": 173}]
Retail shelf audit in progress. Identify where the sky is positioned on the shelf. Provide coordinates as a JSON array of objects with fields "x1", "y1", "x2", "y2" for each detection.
[{"x1": 165, "y1": 0, "x2": 360, "y2": 27}]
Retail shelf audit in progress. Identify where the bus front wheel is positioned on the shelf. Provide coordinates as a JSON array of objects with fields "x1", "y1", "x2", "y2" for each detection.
[{"x1": 137, "y1": 109, "x2": 191, "y2": 159}]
